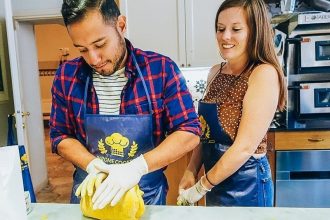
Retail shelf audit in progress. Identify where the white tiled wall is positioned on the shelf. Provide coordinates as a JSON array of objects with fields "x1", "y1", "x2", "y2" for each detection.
[{"x1": 181, "y1": 67, "x2": 210, "y2": 109}]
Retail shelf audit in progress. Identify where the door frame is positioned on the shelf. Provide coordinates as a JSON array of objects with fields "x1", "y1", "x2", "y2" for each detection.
[{"x1": 5, "y1": 0, "x2": 63, "y2": 191}]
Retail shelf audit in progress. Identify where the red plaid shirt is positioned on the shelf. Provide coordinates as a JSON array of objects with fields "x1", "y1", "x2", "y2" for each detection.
[{"x1": 50, "y1": 39, "x2": 201, "y2": 153}]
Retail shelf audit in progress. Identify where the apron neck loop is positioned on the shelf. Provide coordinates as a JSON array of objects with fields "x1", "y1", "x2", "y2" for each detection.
[
  {"x1": 131, "y1": 53, "x2": 153, "y2": 114},
  {"x1": 202, "y1": 62, "x2": 226, "y2": 99}
]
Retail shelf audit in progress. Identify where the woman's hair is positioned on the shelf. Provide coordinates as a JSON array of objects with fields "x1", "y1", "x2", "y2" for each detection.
[
  {"x1": 215, "y1": 0, "x2": 286, "y2": 111},
  {"x1": 61, "y1": 0, "x2": 120, "y2": 26}
]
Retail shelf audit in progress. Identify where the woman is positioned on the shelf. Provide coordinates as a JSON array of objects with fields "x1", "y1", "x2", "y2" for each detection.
[{"x1": 177, "y1": 0, "x2": 286, "y2": 207}]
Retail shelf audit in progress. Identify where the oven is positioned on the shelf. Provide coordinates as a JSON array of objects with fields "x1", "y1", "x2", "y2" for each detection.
[
  {"x1": 298, "y1": 81, "x2": 330, "y2": 116},
  {"x1": 300, "y1": 34, "x2": 330, "y2": 70},
  {"x1": 288, "y1": 81, "x2": 330, "y2": 128},
  {"x1": 277, "y1": 12, "x2": 330, "y2": 129}
]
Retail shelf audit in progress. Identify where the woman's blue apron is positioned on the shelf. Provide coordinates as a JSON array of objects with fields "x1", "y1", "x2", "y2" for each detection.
[
  {"x1": 70, "y1": 54, "x2": 168, "y2": 205},
  {"x1": 198, "y1": 101, "x2": 273, "y2": 207}
]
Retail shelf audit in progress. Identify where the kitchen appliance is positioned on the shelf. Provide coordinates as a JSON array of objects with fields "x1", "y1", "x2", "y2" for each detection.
[
  {"x1": 276, "y1": 11, "x2": 330, "y2": 129},
  {"x1": 299, "y1": 34, "x2": 330, "y2": 72},
  {"x1": 276, "y1": 150, "x2": 330, "y2": 207},
  {"x1": 298, "y1": 81, "x2": 330, "y2": 116}
]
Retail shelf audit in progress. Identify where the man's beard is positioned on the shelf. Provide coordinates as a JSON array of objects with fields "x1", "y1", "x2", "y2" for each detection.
[{"x1": 98, "y1": 32, "x2": 126, "y2": 76}]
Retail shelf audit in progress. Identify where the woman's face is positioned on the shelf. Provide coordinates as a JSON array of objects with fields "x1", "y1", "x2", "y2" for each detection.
[{"x1": 216, "y1": 7, "x2": 249, "y2": 63}]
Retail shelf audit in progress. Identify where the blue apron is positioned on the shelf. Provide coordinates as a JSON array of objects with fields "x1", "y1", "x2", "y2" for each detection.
[
  {"x1": 7, "y1": 115, "x2": 36, "y2": 203},
  {"x1": 70, "y1": 54, "x2": 168, "y2": 205},
  {"x1": 198, "y1": 101, "x2": 273, "y2": 207}
]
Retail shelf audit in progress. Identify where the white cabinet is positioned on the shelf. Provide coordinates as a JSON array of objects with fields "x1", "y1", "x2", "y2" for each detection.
[
  {"x1": 12, "y1": 0, "x2": 62, "y2": 17},
  {"x1": 120, "y1": 0, "x2": 224, "y2": 68}
]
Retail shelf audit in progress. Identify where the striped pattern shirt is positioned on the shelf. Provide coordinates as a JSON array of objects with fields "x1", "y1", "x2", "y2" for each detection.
[{"x1": 93, "y1": 67, "x2": 127, "y2": 115}]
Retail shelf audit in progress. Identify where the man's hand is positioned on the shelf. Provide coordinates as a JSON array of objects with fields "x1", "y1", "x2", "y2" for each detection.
[
  {"x1": 92, "y1": 155, "x2": 148, "y2": 209},
  {"x1": 75, "y1": 158, "x2": 107, "y2": 197},
  {"x1": 177, "y1": 177, "x2": 211, "y2": 206}
]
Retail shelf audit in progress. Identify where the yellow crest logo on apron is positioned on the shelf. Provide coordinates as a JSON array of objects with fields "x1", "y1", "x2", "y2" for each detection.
[
  {"x1": 199, "y1": 115, "x2": 210, "y2": 140},
  {"x1": 20, "y1": 153, "x2": 29, "y2": 170},
  {"x1": 97, "y1": 132, "x2": 138, "y2": 158}
]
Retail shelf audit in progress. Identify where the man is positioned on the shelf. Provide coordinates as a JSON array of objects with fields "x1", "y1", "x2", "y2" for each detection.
[{"x1": 50, "y1": 0, "x2": 201, "y2": 209}]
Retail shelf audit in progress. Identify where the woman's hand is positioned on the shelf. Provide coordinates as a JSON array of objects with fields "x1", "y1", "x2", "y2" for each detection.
[
  {"x1": 177, "y1": 177, "x2": 211, "y2": 205},
  {"x1": 178, "y1": 169, "x2": 197, "y2": 194}
]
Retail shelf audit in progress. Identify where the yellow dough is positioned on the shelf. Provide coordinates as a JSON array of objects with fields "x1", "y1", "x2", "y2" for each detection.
[{"x1": 80, "y1": 185, "x2": 145, "y2": 220}]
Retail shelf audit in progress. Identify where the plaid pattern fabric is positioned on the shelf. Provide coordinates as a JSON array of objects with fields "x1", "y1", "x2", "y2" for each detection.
[{"x1": 50, "y1": 39, "x2": 201, "y2": 153}]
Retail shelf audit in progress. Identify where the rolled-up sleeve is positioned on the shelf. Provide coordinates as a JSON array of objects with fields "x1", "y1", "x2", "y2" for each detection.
[
  {"x1": 163, "y1": 62, "x2": 201, "y2": 136},
  {"x1": 49, "y1": 66, "x2": 73, "y2": 153}
]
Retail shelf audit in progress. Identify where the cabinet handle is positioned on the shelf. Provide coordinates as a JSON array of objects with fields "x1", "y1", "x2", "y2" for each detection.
[
  {"x1": 307, "y1": 138, "x2": 324, "y2": 142},
  {"x1": 181, "y1": 64, "x2": 185, "y2": 67}
]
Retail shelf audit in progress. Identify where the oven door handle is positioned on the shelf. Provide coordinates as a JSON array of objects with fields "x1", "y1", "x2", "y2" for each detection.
[
  {"x1": 286, "y1": 37, "x2": 303, "y2": 44},
  {"x1": 287, "y1": 85, "x2": 302, "y2": 90}
]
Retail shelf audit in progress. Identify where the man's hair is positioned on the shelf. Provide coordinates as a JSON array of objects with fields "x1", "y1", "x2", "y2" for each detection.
[
  {"x1": 215, "y1": 0, "x2": 286, "y2": 110},
  {"x1": 61, "y1": 0, "x2": 120, "y2": 26}
]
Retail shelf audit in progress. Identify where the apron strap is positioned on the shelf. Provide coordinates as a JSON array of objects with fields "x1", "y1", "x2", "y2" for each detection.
[
  {"x1": 82, "y1": 53, "x2": 154, "y2": 116},
  {"x1": 131, "y1": 53, "x2": 153, "y2": 114},
  {"x1": 83, "y1": 75, "x2": 91, "y2": 118},
  {"x1": 202, "y1": 62, "x2": 225, "y2": 99}
]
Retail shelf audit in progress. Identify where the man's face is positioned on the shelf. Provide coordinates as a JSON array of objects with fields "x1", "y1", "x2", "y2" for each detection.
[{"x1": 67, "y1": 10, "x2": 127, "y2": 76}]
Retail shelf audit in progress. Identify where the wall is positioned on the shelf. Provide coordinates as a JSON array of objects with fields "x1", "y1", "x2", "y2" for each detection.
[
  {"x1": 0, "y1": 1, "x2": 15, "y2": 147},
  {"x1": 35, "y1": 24, "x2": 79, "y2": 115},
  {"x1": 35, "y1": 24, "x2": 79, "y2": 63},
  {"x1": 12, "y1": 0, "x2": 119, "y2": 17},
  {"x1": 12, "y1": 0, "x2": 62, "y2": 17}
]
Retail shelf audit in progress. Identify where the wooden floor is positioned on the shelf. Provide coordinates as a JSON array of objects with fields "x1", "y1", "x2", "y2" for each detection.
[{"x1": 36, "y1": 126, "x2": 74, "y2": 203}]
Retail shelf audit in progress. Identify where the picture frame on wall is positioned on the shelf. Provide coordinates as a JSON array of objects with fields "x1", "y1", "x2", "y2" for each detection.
[{"x1": 0, "y1": 24, "x2": 9, "y2": 102}]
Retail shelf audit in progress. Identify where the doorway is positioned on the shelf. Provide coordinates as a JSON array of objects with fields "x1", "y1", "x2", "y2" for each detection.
[
  {"x1": 10, "y1": 0, "x2": 119, "y2": 203},
  {"x1": 34, "y1": 23, "x2": 81, "y2": 202}
]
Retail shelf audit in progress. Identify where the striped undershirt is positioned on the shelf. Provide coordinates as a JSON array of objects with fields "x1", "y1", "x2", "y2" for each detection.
[{"x1": 93, "y1": 67, "x2": 127, "y2": 115}]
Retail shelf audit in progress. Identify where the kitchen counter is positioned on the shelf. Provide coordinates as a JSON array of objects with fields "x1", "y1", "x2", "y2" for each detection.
[
  {"x1": 28, "y1": 203, "x2": 330, "y2": 220},
  {"x1": 269, "y1": 127, "x2": 330, "y2": 132}
]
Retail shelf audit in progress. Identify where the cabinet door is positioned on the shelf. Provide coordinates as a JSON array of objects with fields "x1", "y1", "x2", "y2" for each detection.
[
  {"x1": 275, "y1": 131, "x2": 330, "y2": 150},
  {"x1": 185, "y1": 0, "x2": 224, "y2": 67},
  {"x1": 120, "y1": 0, "x2": 186, "y2": 67}
]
